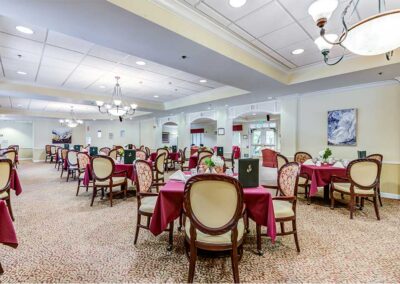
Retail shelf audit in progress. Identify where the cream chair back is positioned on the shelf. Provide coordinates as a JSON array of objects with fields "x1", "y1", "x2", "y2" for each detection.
[
  {"x1": 3, "y1": 150, "x2": 16, "y2": 166},
  {"x1": 136, "y1": 150, "x2": 147, "y2": 160},
  {"x1": 157, "y1": 148, "x2": 168, "y2": 157},
  {"x1": 0, "y1": 159, "x2": 12, "y2": 190},
  {"x1": 278, "y1": 162, "x2": 300, "y2": 197},
  {"x1": 367, "y1": 154, "x2": 383, "y2": 162},
  {"x1": 134, "y1": 160, "x2": 153, "y2": 193},
  {"x1": 155, "y1": 153, "x2": 166, "y2": 174},
  {"x1": 77, "y1": 152, "x2": 90, "y2": 170},
  {"x1": 184, "y1": 174, "x2": 243, "y2": 233},
  {"x1": 108, "y1": 149, "x2": 118, "y2": 160},
  {"x1": 50, "y1": 145, "x2": 57, "y2": 155},
  {"x1": 67, "y1": 150, "x2": 78, "y2": 166},
  {"x1": 277, "y1": 153, "x2": 289, "y2": 171},
  {"x1": 349, "y1": 159, "x2": 380, "y2": 188},
  {"x1": 198, "y1": 150, "x2": 213, "y2": 162},
  {"x1": 61, "y1": 149, "x2": 68, "y2": 160},
  {"x1": 294, "y1": 152, "x2": 312, "y2": 164},
  {"x1": 92, "y1": 156, "x2": 114, "y2": 180}
]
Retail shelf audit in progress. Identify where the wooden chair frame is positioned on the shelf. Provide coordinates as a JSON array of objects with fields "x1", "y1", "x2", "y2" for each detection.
[
  {"x1": 90, "y1": 155, "x2": 128, "y2": 207},
  {"x1": 0, "y1": 159, "x2": 14, "y2": 221},
  {"x1": 183, "y1": 174, "x2": 245, "y2": 283},
  {"x1": 66, "y1": 150, "x2": 79, "y2": 182},
  {"x1": 2, "y1": 150, "x2": 17, "y2": 169},
  {"x1": 76, "y1": 152, "x2": 92, "y2": 196},
  {"x1": 367, "y1": 154, "x2": 383, "y2": 206},
  {"x1": 99, "y1": 147, "x2": 111, "y2": 155},
  {"x1": 330, "y1": 158, "x2": 381, "y2": 220},
  {"x1": 153, "y1": 153, "x2": 166, "y2": 191},
  {"x1": 294, "y1": 151, "x2": 312, "y2": 198}
]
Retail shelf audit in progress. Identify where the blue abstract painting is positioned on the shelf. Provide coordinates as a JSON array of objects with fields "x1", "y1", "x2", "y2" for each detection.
[{"x1": 328, "y1": 108, "x2": 357, "y2": 146}]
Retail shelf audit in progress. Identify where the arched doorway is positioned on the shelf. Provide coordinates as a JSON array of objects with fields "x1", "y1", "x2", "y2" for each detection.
[
  {"x1": 161, "y1": 121, "x2": 178, "y2": 148},
  {"x1": 190, "y1": 117, "x2": 217, "y2": 148},
  {"x1": 232, "y1": 112, "x2": 280, "y2": 158}
]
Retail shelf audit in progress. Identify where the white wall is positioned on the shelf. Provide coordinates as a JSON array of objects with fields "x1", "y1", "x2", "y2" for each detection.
[
  {"x1": 85, "y1": 120, "x2": 140, "y2": 148},
  {"x1": 0, "y1": 120, "x2": 33, "y2": 149},
  {"x1": 190, "y1": 122, "x2": 217, "y2": 147},
  {"x1": 162, "y1": 124, "x2": 178, "y2": 146}
]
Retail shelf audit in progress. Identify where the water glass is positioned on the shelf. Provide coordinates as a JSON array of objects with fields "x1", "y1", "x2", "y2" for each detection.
[{"x1": 190, "y1": 168, "x2": 197, "y2": 176}]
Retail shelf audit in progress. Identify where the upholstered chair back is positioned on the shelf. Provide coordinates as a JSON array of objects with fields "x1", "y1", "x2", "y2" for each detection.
[
  {"x1": 92, "y1": 156, "x2": 114, "y2": 180},
  {"x1": 45, "y1": 145, "x2": 51, "y2": 154},
  {"x1": 278, "y1": 162, "x2": 300, "y2": 197},
  {"x1": 277, "y1": 153, "x2": 289, "y2": 171},
  {"x1": 67, "y1": 150, "x2": 78, "y2": 166},
  {"x1": 294, "y1": 152, "x2": 312, "y2": 164},
  {"x1": 348, "y1": 159, "x2": 380, "y2": 188},
  {"x1": 77, "y1": 152, "x2": 90, "y2": 170},
  {"x1": 145, "y1": 147, "x2": 151, "y2": 156},
  {"x1": 8, "y1": 145, "x2": 19, "y2": 153},
  {"x1": 179, "y1": 149, "x2": 186, "y2": 163},
  {"x1": 155, "y1": 153, "x2": 166, "y2": 174},
  {"x1": 50, "y1": 145, "x2": 57, "y2": 155},
  {"x1": 0, "y1": 159, "x2": 12, "y2": 190},
  {"x1": 198, "y1": 150, "x2": 213, "y2": 162},
  {"x1": 61, "y1": 149, "x2": 68, "y2": 160},
  {"x1": 108, "y1": 149, "x2": 118, "y2": 160},
  {"x1": 3, "y1": 150, "x2": 16, "y2": 166},
  {"x1": 135, "y1": 160, "x2": 153, "y2": 193},
  {"x1": 367, "y1": 154, "x2": 383, "y2": 162},
  {"x1": 184, "y1": 175, "x2": 243, "y2": 234},
  {"x1": 136, "y1": 150, "x2": 147, "y2": 160},
  {"x1": 57, "y1": 147, "x2": 62, "y2": 159},
  {"x1": 156, "y1": 148, "x2": 169, "y2": 158},
  {"x1": 100, "y1": 147, "x2": 111, "y2": 155}
]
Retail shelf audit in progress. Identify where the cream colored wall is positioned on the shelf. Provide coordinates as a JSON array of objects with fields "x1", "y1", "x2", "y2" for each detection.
[
  {"x1": 0, "y1": 120, "x2": 33, "y2": 159},
  {"x1": 297, "y1": 82, "x2": 400, "y2": 196},
  {"x1": 139, "y1": 118, "x2": 157, "y2": 151}
]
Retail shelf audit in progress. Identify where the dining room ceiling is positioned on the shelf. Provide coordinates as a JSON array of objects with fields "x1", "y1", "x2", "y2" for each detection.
[
  {"x1": 0, "y1": 14, "x2": 224, "y2": 105},
  {"x1": 179, "y1": 0, "x2": 400, "y2": 68}
]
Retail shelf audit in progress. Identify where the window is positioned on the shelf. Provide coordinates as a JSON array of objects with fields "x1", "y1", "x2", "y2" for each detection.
[
  {"x1": 191, "y1": 133, "x2": 204, "y2": 146},
  {"x1": 250, "y1": 123, "x2": 278, "y2": 156}
]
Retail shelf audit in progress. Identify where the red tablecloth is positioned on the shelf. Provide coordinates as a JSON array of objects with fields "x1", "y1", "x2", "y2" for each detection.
[
  {"x1": 300, "y1": 165, "x2": 347, "y2": 196},
  {"x1": 150, "y1": 180, "x2": 276, "y2": 242},
  {"x1": 11, "y1": 169, "x2": 22, "y2": 196},
  {"x1": 83, "y1": 164, "x2": 136, "y2": 186},
  {"x1": 188, "y1": 155, "x2": 198, "y2": 169},
  {"x1": 0, "y1": 200, "x2": 18, "y2": 247},
  {"x1": 150, "y1": 152, "x2": 180, "y2": 162}
]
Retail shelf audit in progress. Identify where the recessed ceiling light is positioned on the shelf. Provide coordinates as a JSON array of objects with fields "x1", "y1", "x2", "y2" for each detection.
[
  {"x1": 199, "y1": 79, "x2": 207, "y2": 83},
  {"x1": 154, "y1": 95, "x2": 159, "y2": 98},
  {"x1": 16, "y1": 71, "x2": 27, "y2": 75},
  {"x1": 99, "y1": 85, "x2": 106, "y2": 89},
  {"x1": 16, "y1": 25, "x2": 34, "y2": 34},
  {"x1": 136, "y1": 61, "x2": 146, "y2": 66},
  {"x1": 229, "y1": 0, "x2": 246, "y2": 8},
  {"x1": 268, "y1": 96, "x2": 273, "y2": 100},
  {"x1": 291, "y1": 48, "x2": 304, "y2": 55}
]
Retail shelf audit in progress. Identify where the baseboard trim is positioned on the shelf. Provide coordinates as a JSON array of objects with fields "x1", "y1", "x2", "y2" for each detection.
[
  {"x1": 381, "y1": 192, "x2": 400, "y2": 200},
  {"x1": 33, "y1": 159, "x2": 45, "y2": 163},
  {"x1": 19, "y1": 158, "x2": 32, "y2": 161}
]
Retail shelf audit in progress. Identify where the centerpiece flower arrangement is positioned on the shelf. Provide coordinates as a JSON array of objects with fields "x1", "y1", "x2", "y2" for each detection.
[
  {"x1": 319, "y1": 148, "x2": 332, "y2": 163},
  {"x1": 118, "y1": 148, "x2": 124, "y2": 157},
  {"x1": 203, "y1": 155, "x2": 225, "y2": 174}
]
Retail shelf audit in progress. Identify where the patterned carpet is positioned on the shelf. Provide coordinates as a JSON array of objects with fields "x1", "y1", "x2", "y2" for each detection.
[{"x1": 1, "y1": 161, "x2": 399, "y2": 283}]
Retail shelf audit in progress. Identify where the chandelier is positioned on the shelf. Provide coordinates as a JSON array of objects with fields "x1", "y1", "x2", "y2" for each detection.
[
  {"x1": 95, "y1": 76, "x2": 137, "y2": 121},
  {"x1": 308, "y1": 0, "x2": 400, "y2": 65},
  {"x1": 59, "y1": 107, "x2": 83, "y2": 128}
]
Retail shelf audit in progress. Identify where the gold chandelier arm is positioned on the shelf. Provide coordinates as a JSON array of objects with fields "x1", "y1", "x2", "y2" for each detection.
[{"x1": 322, "y1": 47, "x2": 345, "y2": 66}]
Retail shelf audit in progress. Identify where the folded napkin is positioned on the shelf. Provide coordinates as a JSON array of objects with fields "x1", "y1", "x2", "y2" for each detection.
[
  {"x1": 169, "y1": 170, "x2": 189, "y2": 182},
  {"x1": 332, "y1": 161, "x2": 345, "y2": 168},
  {"x1": 303, "y1": 159, "x2": 315, "y2": 166}
]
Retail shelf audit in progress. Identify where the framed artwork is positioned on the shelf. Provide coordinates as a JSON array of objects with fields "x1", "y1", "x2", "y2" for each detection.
[
  {"x1": 217, "y1": 128, "x2": 225, "y2": 135},
  {"x1": 52, "y1": 128, "x2": 72, "y2": 144},
  {"x1": 328, "y1": 108, "x2": 357, "y2": 146}
]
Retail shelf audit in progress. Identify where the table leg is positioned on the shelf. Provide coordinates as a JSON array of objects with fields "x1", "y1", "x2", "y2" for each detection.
[
  {"x1": 256, "y1": 224, "x2": 263, "y2": 256},
  {"x1": 167, "y1": 221, "x2": 174, "y2": 251}
]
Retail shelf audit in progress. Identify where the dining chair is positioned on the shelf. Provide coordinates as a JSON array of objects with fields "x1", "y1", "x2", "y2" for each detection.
[
  {"x1": 259, "y1": 162, "x2": 301, "y2": 252},
  {"x1": 108, "y1": 149, "x2": 118, "y2": 160},
  {"x1": 156, "y1": 148, "x2": 170, "y2": 171},
  {"x1": 0, "y1": 159, "x2": 14, "y2": 221},
  {"x1": 330, "y1": 159, "x2": 381, "y2": 220},
  {"x1": 66, "y1": 150, "x2": 79, "y2": 182},
  {"x1": 367, "y1": 154, "x2": 383, "y2": 206},
  {"x1": 90, "y1": 156, "x2": 128, "y2": 207},
  {"x1": 183, "y1": 174, "x2": 245, "y2": 283},
  {"x1": 177, "y1": 149, "x2": 189, "y2": 171},
  {"x1": 2, "y1": 150, "x2": 17, "y2": 168},
  {"x1": 7, "y1": 145, "x2": 19, "y2": 167},
  {"x1": 294, "y1": 151, "x2": 312, "y2": 198},
  {"x1": 59, "y1": 149, "x2": 69, "y2": 177},
  {"x1": 99, "y1": 147, "x2": 111, "y2": 155},
  {"x1": 76, "y1": 152, "x2": 91, "y2": 196},
  {"x1": 263, "y1": 153, "x2": 289, "y2": 196},
  {"x1": 153, "y1": 153, "x2": 166, "y2": 191},
  {"x1": 44, "y1": 145, "x2": 51, "y2": 163},
  {"x1": 50, "y1": 146, "x2": 57, "y2": 163},
  {"x1": 133, "y1": 160, "x2": 173, "y2": 246},
  {"x1": 135, "y1": 150, "x2": 147, "y2": 160},
  {"x1": 145, "y1": 146, "x2": 151, "y2": 158},
  {"x1": 55, "y1": 147, "x2": 62, "y2": 169}
]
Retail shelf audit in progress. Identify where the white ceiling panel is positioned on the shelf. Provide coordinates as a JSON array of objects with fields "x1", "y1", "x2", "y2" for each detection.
[
  {"x1": 36, "y1": 66, "x2": 73, "y2": 86},
  {"x1": 259, "y1": 22, "x2": 309, "y2": 50},
  {"x1": 196, "y1": 2, "x2": 231, "y2": 26},
  {"x1": 235, "y1": 1, "x2": 294, "y2": 38},
  {"x1": 0, "y1": 33, "x2": 43, "y2": 54},
  {"x1": 43, "y1": 45, "x2": 84, "y2": 64},
  {"x1": 227, "y1": 23, "x2": 255, "y2": 42},
  {"x1": 0, "y1": 96, "x2": 11, "y2": 108},
  {"x1": 88, "y1": 45, "x2": 128, "y2": 62},
  {"x1": 64, "y1": 65, "x2": 105, "y2": 88},
  {"x1": 277, "y1": 0, "x2": 316, "y2": 20},
  {"x1": 0, "y1": 15, "x2": 47, "y2": 42},
  {"x1": 0, "y1": 46, "x2": 41, "y2": 64},
  {"x1": 10, "y1": 97, "x2": 30, "y2": 109},
  {"x1": 203, "y1": 0, "x2": 272, "y2": 22},
  {"x1": 46, "y1": 30, "x2": 93, "y2": 53},
  {"x1": 28, "y1": 99, "x2": 46, "y2": 111}
]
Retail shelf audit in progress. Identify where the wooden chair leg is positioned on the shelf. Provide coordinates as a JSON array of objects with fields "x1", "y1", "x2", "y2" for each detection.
[
  {"x1": 231, "y1": 246, "x2": 240, "y2": 283},
  {"x1": 330, "y1": 189, "x2": 335, "y2": 209},
  {"x1": 373, "y1": 196, "x2": 380, "y2": 220},
  {"x1": 90, "y1": 187, "x2": 97, "y2": 206},
  {"x1": 280, "y1": 222, "x2": 285, "y2": 234},
  {"x1": 60, "y1": 167, "x2": 64, "y2": 178},
  {"x1": 256, "y1": 224, "x2": 262, "y2": 255},
  {"x1": 0, "y1": 261, "x2": 3, "y2": 275},
  {"x1": 377, "y1": 184, "x2": 383, "y2": 207},
  {"x1": 188, "y1": 243, "x2": 197, "y2": 283},
  {"x1": 349, "y1": 195, "x2": 355, "y2": 219},
  {"x1": 5, "y1": 198, "x2": 14, "y2": 221},
  {"x1": 109, "y1": 188, "x2": 113, "y2": 207},
  {"x1": 66, "y1": 170, "x2": 70, "y2": 182},
  {"x1": 76, "y1": 179, "x2": 81, "y2": 196},
  {"x1": 292, "y1": 220, "x2": 300, "y2": 253},
  {"x1": 134, "y1": 213, "x2": 141, "y2": 245}
]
